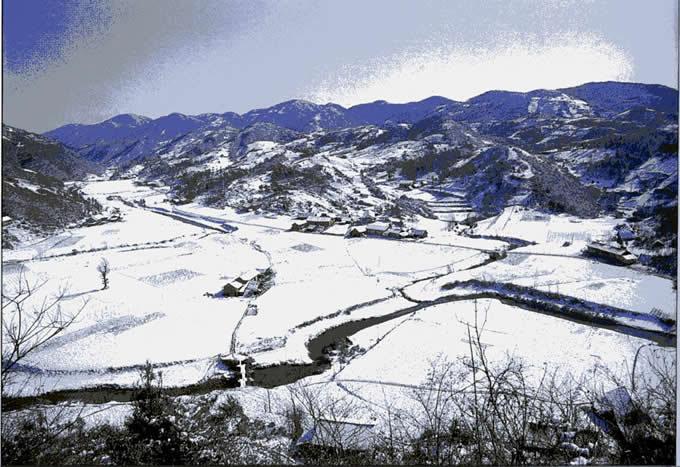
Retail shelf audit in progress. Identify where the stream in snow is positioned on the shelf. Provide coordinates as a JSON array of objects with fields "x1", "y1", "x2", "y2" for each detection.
[
  {"x1": 4, "y1": 275, "x2": 674, "y2": 411},
  {"x1": 3, "y1": 193, "x2": 675, "y2": 410}
]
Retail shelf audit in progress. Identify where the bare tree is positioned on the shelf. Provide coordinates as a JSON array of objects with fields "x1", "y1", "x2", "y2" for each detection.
[
  {"x1": 97, "y1": 258, "x2": 110, "y2": 289},
  {"x1": 2, "y1": 265, "x2": 87, "y2": 392}
]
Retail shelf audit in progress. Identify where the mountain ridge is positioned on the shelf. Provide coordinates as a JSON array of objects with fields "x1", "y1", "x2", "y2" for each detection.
[{"x1": 44, "y1": 81, "x2": 678, "y2": 138}]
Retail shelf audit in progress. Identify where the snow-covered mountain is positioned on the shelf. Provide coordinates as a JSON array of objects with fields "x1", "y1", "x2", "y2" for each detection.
[{"x1": 28, "y1": 81, "x2": 680, "y2": 273}]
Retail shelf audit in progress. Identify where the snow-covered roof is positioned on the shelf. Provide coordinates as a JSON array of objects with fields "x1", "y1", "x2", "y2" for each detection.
[
  {"x1": 296, "y1": 418, "x2": 376, "y2": 451},
  {"x1": 598, "y1": 386, "x2": 635, "y2": 419},
  {"x1": 365, "y1": 222, "x2": 389, "y2": 232},
  {"x1": 307, "y1": 216, "x2": 333, "y2": 224},
  {"x1": 587, "y1": 242, "x2": 628, "y2": 256},
  {"x1": 224, "y1": 280, "x2": 246, "y2": 291},
  {"x1": 236, "y1": 270, "x2": 260, "y2": 283}
]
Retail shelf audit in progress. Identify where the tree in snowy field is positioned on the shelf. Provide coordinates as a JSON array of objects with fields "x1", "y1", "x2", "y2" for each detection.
[
  {"x1": 1, "y1": 265, "x2": 87, "y2": 393},
  {"x1": 97, "y1": 258, "x2": 110, "y2": 289}
]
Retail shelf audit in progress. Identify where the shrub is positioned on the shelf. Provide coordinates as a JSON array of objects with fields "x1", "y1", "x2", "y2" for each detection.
[{"x1": 111, "y1": 361, "x2": 192, "y2": 465}]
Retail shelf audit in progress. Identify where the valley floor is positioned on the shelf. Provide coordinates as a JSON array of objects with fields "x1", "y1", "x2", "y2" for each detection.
[{"x1": 2, "y1": 179, "x2": 676, "y2": 440}]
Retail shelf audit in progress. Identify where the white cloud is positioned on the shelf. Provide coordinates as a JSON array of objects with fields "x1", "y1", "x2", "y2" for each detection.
[{"x1": 302, "y1": 32, "x2": 634, "y2": 106}]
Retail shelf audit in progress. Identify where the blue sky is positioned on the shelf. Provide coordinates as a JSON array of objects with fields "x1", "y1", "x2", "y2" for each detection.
[{"x1": 3, "y1": 0, "x2": 678, "y2": 132}]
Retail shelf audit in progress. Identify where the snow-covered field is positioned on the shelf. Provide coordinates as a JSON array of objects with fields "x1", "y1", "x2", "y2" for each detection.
[
  {"x1": 2, "y1": 180, "x2": 675, "y2": 409},
  {"x1": 404, "y1": 244, "x2": 676, "y2": 326},
  {"x1": 474, "y1": 205, "x2": 618, "y2": 245},
  {"x1": 338, "y1": 298, "x2": 649, "y2": 387}
]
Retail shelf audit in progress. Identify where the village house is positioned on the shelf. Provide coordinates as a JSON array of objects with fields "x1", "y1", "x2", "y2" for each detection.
[
  {"x1": 383, "y1": 227, "x2": 403, "y2": 239},
  {"x1": 295, "y1": 418, "x2": 377, "y2": 455},
  {"x1": 617, "y1": 225, "x2": 636, "y2": 245},
  {"x1": 335, "y1": 216, "x2": 353, "y2": 225},
  {"x1": 347, "y1": 225, "x2": 367, "y2": 237},
  {"x1": 223, "y1": 280, "x2": 246, "y2": 297},
  {"x1": 306, "y1": 216, "x2": 335, "y2": 228},
  {"x1": 238, "y1": 270, "x2": 261, "y2": 283},
  {"x1": 585, "y1": 241, "x2": 636, "y2": 265},
  {"x1": 223, "y1": 270, "x2": 263, "y2": 297},
  {"x1": 587, "y1": 386, "x2": 642, "y2": 443},
  {"x1": 652, "y1": 239, "x2": 665, "y2": 249},
  {"x1": 388, "y1": 217, "x2": 404, "y2": 227},
  {"x1": 290, "y1": 220, "x2": 307, "y2": 231},
  {"x1": 365, "y1": 222, "x2": 390, "y2": 236}
]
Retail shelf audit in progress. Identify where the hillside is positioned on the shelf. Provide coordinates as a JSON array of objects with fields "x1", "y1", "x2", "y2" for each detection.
[
  {"x1": 2, "y1": 125, "x2": 103, "y2": 246},
  {"x1": 36, "y1": 81, "x2": 679, "y2": 273}
]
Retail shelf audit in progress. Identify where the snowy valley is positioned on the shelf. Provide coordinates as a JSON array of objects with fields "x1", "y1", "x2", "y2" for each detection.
[{"x1": 2, "y1": 81, "x2": 677, "y2": 465}]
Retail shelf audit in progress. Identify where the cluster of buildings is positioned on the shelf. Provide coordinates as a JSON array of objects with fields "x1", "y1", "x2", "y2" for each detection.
[
  {"x1": 397, "y1": 178, "x2": 435, "y2": 190},
  {"x1": 347, "y1": 221, "x2": 427, "y2": 239},
  {"x1": 83, "y1": 208, "x2": 122, "y2": 226},
  {"x1": 290, "y1": 213, "x2": 352, "y2": 233},
  {"x1": 289, "y1": 213, "x2": 427, "y2": 240}
]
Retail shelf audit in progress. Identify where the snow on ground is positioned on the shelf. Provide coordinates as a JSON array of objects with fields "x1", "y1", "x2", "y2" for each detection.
[
  {"x1": 320, "y1": 298, "x2": 665, "y2": 407},
  {"x1": 248, "y1": 296, "x2": 415, "y2": 366},
  {"x1": 413, "y1": 218, "x2": 507, "y2": 250},
  {"x1": 6, "y1": 233, "x2": 266, "y2": 374},
  {"x1": 234, "y1": 224, "x2": 499, "y2": 361},
  {"x1": 474, "y1": 206, "x2": 618, "y2": 245},
  {"x1": 3, "y1": 401, "x2": 133, "y2": 431},
  {"x1": 2, "y1": 182, "x2": 275, "y2": 394},
  {"x1": 405, "y1": 247, "x2": 676, "y2": 323},
  {"x1": 346, "y1": 237, "x2": 490, "y2": 284},
  {"x1": 4, "y1": 182, "x2": 202, "y2": 262},
  {"x1": 3, "y1": 177, "x2": 675, "y2": 411},
  {"x1": 235, "y1": 231, "x2": 392, "y2": 358}
]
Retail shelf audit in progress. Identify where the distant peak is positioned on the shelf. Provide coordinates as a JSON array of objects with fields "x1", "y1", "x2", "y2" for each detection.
[
  {"x1": 279, "y1": 99, "x2": 317, "y2": 108},
  {"x1": 106, "y1": 113, "x2": 151, "y2": 126}
]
